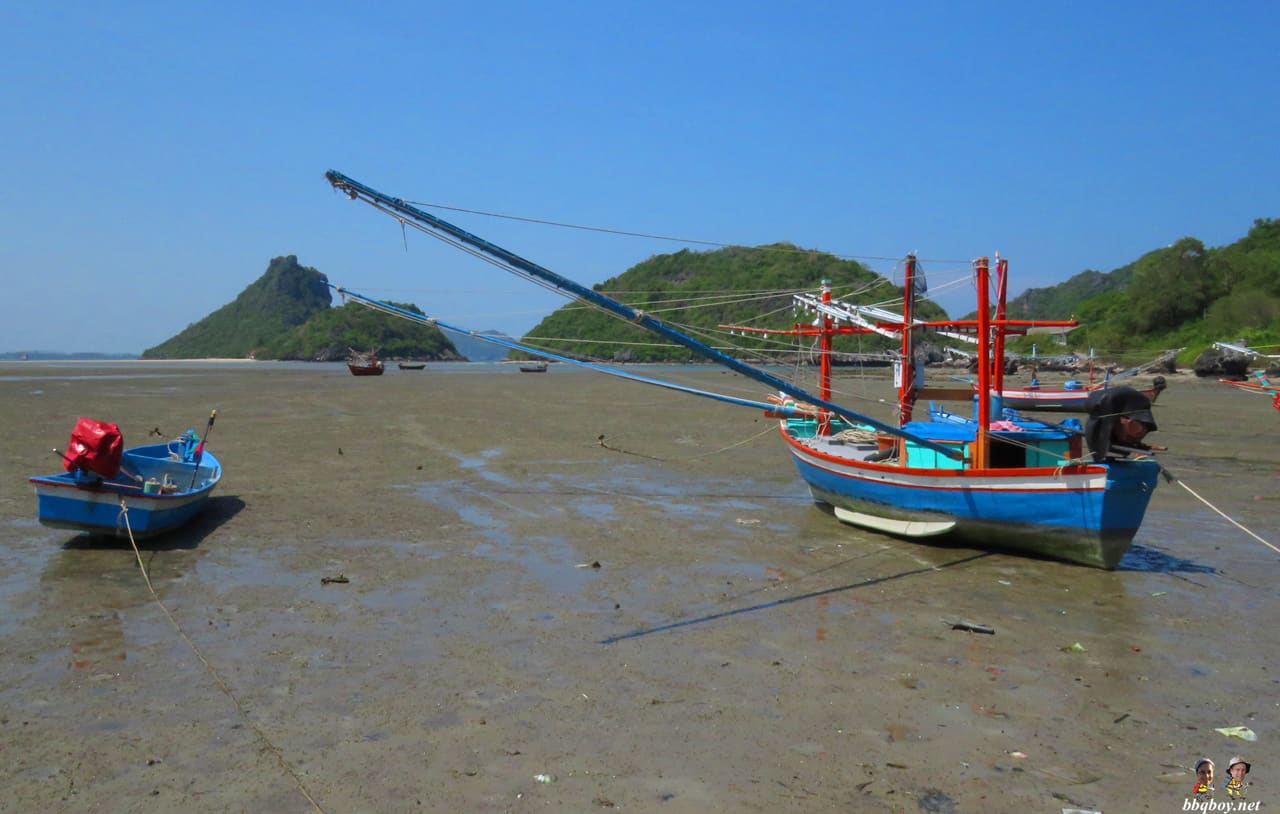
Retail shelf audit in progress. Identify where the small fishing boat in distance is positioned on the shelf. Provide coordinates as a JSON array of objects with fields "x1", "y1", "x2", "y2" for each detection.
[
  {"x1": 347, "y1": 348, "x2": 384, "y2": 376},
  {"x1": 519, "y1": 361, "x2": 549, "y2": 373},
  {"x1": 30, "y1": 414, "x2": 221, "y2": 540},
  {"x1": 998, "y1": 374, "x2": 1166, "y2": 412},
  {"x1": 398, "y1": 362, "x2": 426, "y2": 370}
]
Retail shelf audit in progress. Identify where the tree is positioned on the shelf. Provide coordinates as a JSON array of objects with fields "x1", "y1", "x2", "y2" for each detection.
[{"x1": 1127, "y1": 238, "x2": 1210, "y2": 333}]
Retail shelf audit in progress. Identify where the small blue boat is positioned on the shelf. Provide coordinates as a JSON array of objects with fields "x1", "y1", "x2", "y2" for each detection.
[{"x1": 31, "y1": 416, "x2": 221, "y2": 540}]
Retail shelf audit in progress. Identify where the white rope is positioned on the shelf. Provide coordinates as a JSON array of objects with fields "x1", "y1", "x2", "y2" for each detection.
[{"x1": 1173, "y1": 480, "x2": 1280, "y2": 555}]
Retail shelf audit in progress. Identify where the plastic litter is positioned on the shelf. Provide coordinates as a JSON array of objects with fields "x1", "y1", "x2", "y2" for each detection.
[
  {"x1": 534, "y1": 774, "x2": 557, "y2": 784},
  {"x1": 1215, "y1": 726, "x2": 1258, "y2": 742}
]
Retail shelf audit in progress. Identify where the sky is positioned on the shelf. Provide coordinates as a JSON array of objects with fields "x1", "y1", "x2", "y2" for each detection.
[{"x1": 3, "y1": 1, "x2": 1278, "y2": 354}]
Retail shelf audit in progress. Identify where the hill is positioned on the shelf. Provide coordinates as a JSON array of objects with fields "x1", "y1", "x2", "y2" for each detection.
[
  {"x1": 142, "y1": 255, "x2": 460, "y2": 361},
  {"x1": 261, "y1": 300, "x2": 462, "y2": 361},
  {"x1": 142, "y1": 256, "x2": 333, "y2": 359},
  {"x1": 998, "y1": 218, "x2": 1280, "y2": 364},
  {"x1": 518, "y1": 243, "x2": 943, "y2": 363}
]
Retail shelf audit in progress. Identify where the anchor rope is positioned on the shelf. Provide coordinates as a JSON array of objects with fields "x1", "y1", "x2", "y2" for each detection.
[
  {"x1": 597, "y1": 424, "x2": 778, "y2": 462},
  {"x1": 117, "y1": 499, "x2": 327, "y2": 813},
  {"x1": 1171, "y1": 481, "x2": 1279, "y2": 555}
]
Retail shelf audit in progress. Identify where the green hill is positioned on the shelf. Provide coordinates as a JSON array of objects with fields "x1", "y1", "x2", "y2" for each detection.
[
  {"x1": 262, "y1": 300, "x2": 461, "y2": 361},
  {"x1": 142, "y1": 255, "x2": 460, "y2": 361},
  {"x1": 999, "y1": 218, "x2": 1280, "y2": 363},
  {"x1": 518, "y1": 243, "x2": 943, "y2": 363},
  {"x1": 142, "y1": 256, "x2": 334, "y2": 359}
]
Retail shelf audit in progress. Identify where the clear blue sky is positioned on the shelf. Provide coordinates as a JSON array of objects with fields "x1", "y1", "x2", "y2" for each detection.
[{"x1": 4, "y1": 1, "x2": 1277, "y2": 353}]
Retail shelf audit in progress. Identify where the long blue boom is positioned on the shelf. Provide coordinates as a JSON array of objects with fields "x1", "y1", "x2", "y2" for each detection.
[{"x1": 323, "y1": 169, "x2": 962, "y2": 459}]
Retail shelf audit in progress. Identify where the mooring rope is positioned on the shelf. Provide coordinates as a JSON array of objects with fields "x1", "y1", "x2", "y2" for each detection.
[
  {"x1": 1170, "y1": 480, "x2": 1279, "y2": 556},
  {"x1": 118, "y1": 499, "x2": 327, "y2": 813},
  {"x1": 597, "y1": 424, "x2": 778, "y2": 462}
]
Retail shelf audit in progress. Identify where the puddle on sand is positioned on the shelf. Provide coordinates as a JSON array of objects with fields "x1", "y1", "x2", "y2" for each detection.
[
  {"x1": 414, "y1": 480, "x2": 597, "y2": 596},
  {"x1": 449, "y1": 448, "x2": 513, "y2": 486},
  {"x1": 411, "y1": 458, "x2": 817, "y2": 610}
]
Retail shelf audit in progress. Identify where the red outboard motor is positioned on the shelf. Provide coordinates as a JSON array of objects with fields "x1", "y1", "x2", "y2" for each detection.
[{"x1": 64, "y1": 417, "x2": 123, "y2": 478}]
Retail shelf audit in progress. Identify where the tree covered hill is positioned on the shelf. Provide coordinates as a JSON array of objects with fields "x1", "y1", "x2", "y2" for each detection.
[
  {"x1": 142, "y1": 256, "x2": 333, "y2": 359},
  {"x1": 261, "y1": 300, "x2": 461, "y2": 361},
  {"x1": 1000, "y1": 218, "x2": 1280, "y2": 363},
  {"x1": 141, "y1": 255, "x2": 459, "y2": 361},
  {"x1": 519, "y1": 243, "x2": 944, "y2": 363}
]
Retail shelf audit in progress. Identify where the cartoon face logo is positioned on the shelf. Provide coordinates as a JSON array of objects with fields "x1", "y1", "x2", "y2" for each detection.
[
  {"x1": 1192, "y1": 758, "x2": 1214, "y2": 797},
  {"x1": 1224, "y1": 756, "x2": 1251, "y2": 798}
]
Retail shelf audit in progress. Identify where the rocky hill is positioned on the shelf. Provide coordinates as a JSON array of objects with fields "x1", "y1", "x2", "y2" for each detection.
[{"x1": 141, "y1": 255, "x2": 459, "y2": 361}]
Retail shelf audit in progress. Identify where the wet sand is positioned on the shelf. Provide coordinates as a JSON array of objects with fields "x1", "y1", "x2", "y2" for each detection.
[{"x1": 1, "y1": 362, "x2": 1277, "y2": 813}]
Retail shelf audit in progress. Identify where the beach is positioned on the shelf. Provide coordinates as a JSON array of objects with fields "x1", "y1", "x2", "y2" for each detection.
[{"x1": 1, "y1": 361, "x2": 1276, "y2": 813}]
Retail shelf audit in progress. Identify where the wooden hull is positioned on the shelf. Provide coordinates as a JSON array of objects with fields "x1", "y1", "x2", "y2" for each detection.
[
  {"x1": 781, "y1": 423, "x2": 1159, "y2": 569},
  {"x1": 398, "y1": 363, "x2": 426, "y2": 370},
  {"x1": 519, "y1": 362, "x2": 548, "y2": 372},
  {"x1": 348, "y1": 363, "x2": 384, "y2": 376},
  {"x1": 30, "y1": 445, "x2": 221, "y2": 539}
]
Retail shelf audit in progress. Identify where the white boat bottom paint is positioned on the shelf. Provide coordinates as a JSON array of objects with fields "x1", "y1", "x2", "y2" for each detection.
[{"x1": 832, "y1": 505, "x2": 957, "y2": 537}]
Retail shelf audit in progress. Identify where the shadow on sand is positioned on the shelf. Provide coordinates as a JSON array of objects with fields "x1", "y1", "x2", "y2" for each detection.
[
  {"x1": 1117, "y1": 542, "x2": 1217, "y2": 574},
  {"x1": 601, "y1": 551, "x2": 992, "y2": 644}
]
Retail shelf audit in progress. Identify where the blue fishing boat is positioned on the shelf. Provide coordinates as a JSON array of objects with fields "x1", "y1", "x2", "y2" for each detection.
[
  {"x1": 31, "y1": 414, "x2": 221, "y2": 540},
  {"x1": 322, "y1": 170, "x2": 1165, "y2": 569}
]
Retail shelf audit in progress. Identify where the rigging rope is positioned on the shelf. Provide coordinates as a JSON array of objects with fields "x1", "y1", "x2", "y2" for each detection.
[
  {"x1": 118, "y1": 499, "x2": 327, "y2": 814},
  {"x1": 398, "y1": 198, "x2": 975, "y2": 265}
]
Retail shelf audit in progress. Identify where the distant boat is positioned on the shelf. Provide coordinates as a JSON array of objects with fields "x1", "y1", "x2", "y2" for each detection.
[
  {"x1": 30, "y1": 416, "x2": 221, "y2": 539},
  {"x1": 347, "y1": 348, "x2": 384, "y2": 376},
  {"x1": 998, "y1": 375, "x2": 1167, "y2": 412},
  {"x1": 398, "y1": 362, "x2": 426, "y2": 370},
  {"x1": 519, "y1": 361, "x2": 549, "y2": 373}
]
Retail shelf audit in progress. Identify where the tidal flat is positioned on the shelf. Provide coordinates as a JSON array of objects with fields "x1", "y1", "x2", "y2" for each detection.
[{"x1": 1, "y1": 362, "x2": 1276, "y2": 813}]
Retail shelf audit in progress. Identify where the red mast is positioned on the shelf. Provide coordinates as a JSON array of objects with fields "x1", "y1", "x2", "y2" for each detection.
[
  {"x1": 992, "y1": 255, "x2": 1008, "y2": 394},
  {"x1": 818, "y1": 279, "x2": 833, "y2": 436},
  {"x1": 973, "y1": 256, "x2": 992, "y2": 469},
  {"x1": 898, "y1": 255, "x2": 918, "y2": 423}
]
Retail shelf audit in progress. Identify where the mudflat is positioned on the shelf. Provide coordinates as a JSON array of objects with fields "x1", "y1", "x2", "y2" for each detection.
[{"x1": 1, "y1": 362, "x2": 1277, "y2": 813}]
